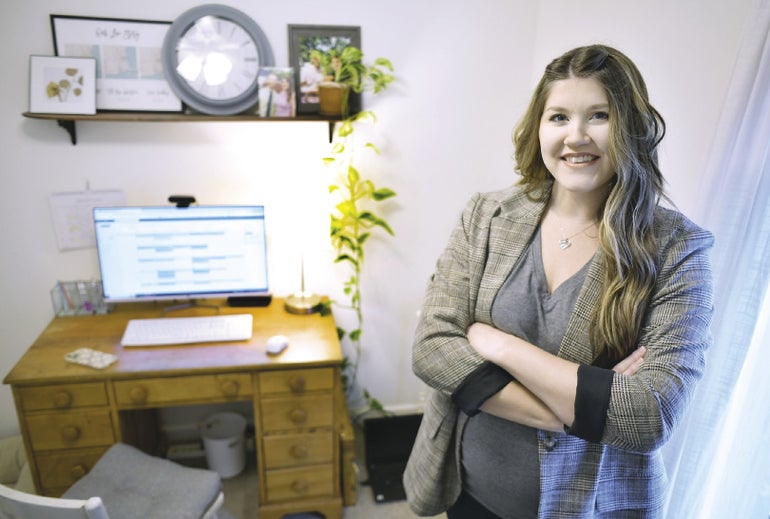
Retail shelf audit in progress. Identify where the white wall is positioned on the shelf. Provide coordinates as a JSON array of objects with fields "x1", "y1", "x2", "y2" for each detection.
[{"x1": 0, "y1": 0, "x2": 752, "y2": 436}]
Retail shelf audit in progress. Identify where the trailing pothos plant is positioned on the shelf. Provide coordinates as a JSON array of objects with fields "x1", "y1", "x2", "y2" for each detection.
[{"x1": 320, "y1": 110, "x2": 396, "y2": 415}]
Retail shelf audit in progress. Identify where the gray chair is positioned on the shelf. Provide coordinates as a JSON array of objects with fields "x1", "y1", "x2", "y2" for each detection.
[
  {"x1": 0, "y1": 442, "x2": 223, "y2": 519},
  {"x1": 0, "y1": 483, "x2": 110, "y2": 519}
]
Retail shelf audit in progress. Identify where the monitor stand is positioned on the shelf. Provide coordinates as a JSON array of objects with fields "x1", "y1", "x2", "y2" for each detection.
[{"x1": 162, "y1": 300, "x2": 221, "y2": 314}]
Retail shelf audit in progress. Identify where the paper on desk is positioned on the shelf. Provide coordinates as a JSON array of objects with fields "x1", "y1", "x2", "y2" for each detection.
[
  {"x1": 49, "y1": 190, "x2": 125, "y2": 251},
  {"x1": 65, "y1": 347, "x2": 118, "y2": 370}
]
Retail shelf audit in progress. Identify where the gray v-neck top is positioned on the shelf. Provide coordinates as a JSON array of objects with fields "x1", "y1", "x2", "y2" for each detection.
[{"x1": 460, "y1": 226, "x2": 591, "y2": 519}]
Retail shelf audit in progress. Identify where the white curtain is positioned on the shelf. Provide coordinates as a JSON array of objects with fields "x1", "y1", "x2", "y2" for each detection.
[{"x1": 662, "y1": 1, "x2": 770, "y2": 517}]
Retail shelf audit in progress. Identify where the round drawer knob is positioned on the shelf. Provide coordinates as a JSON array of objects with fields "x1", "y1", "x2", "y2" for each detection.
[
  {"x1": 220, "y1": 380, "x2": 239, "y2": 396},
  {"x1": 70, "y1": 463, "x2": 87, "y2": 480},
  {"x1": 291, "y1": 479, "x2": 309, "y2": 494},
  {"x1": 289, "y1": 408, "x2": 307, "y2": 425},
  {"x1": 60, "y1": 425, "x2": 81, "y2": 442},
  {"x1": 53, "y1": 390, "x2": 73, "y2": 408},
  {"x1": 129, "y1": 386, "x2": 148, "y2": 404},
  {"x1": 290, "y1": 444, "x2": 308, "y2": 459},
  {"x1": 288, "y1": 377, "x2": 306, "y2": 393}
]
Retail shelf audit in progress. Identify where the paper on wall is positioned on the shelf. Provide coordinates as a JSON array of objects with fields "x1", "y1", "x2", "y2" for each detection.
[{"x1": 49, "y1": 190, "x2": 125, "y2": 251}]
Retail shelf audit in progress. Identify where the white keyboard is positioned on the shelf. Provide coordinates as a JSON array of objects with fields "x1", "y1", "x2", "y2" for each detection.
[{"x1": 121, "y1": 314, "x2": 253, "y2": 347}]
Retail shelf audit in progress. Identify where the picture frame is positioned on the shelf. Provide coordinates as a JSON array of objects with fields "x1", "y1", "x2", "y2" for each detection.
[
  {"x1": 257, "y1": 67, "x2": 296, "y2": 117},
  {"x1": 288, "y1": 24, "x2": 361, "y2": 114},
  {"x1": 29, "y1": 55, "x2": 96, "y2": 115},
  {"x1": 50, "y1": 14, "x2": 182, "y2": 112}
]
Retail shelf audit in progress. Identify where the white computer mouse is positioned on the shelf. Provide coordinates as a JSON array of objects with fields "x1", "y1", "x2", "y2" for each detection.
[{"x1": 266, "y1": 335, "x2": 289, "y2": 355}]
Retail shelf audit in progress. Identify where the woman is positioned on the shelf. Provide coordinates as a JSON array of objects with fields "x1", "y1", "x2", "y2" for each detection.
[{"x1": 403, "y1": 45, "x2": 714, "y2": 518}]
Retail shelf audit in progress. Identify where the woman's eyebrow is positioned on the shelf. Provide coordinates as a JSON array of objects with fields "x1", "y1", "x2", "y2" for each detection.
[{"x1": 544, "y1": 103, "x2": 610, "y2": 112}]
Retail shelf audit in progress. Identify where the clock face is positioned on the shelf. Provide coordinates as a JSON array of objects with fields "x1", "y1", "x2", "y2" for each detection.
[
  {"x1": 175, "y1": 16, "x2": 259, "y2": 101},
  {"x1": 162, "y1": 4, "x2": 274, "y2": 115}
]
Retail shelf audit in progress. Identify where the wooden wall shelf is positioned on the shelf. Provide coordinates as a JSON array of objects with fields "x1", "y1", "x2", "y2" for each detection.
[{"x1": 22, "y1": 111, "x2": 341, "y2": 144}]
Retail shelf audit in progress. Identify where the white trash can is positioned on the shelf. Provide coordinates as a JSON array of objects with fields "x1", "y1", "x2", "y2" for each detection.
[{"x1": 201, "y1": 412, "x2": 247, "y2": 479}]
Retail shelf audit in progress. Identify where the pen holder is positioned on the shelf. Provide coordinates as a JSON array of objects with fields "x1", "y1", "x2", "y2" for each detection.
[{"x1": 51, "y1": 280, "x2": 111, "y2": 316}]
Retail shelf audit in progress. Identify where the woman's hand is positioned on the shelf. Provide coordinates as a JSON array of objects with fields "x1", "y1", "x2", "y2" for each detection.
[{"x1": 612, "y1": 346, "x2": 646, "y2": 376}]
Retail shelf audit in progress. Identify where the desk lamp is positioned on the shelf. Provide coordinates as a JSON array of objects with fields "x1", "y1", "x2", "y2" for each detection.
[{"x1": 284, "y1": 254, "x2": 322, "y2": 314}]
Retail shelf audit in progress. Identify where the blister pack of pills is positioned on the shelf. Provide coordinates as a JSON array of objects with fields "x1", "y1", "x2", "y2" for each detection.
[{"x1": 64, "y1": 348, "x2": 118, "y2": 370}]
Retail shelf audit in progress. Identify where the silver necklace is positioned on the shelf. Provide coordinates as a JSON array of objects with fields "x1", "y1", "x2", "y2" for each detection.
[{"x1": 557, "y1": 221, "x2": 596, "y2": 250}]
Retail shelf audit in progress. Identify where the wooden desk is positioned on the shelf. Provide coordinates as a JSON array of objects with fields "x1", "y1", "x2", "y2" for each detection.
[{"x1": 3, "y1": 299, "x2": 348, "y2": 519}]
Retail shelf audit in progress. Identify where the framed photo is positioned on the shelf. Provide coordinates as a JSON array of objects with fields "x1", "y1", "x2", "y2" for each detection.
[
  {"x1": 288, "y1": 24, "x2": 361, "y2": 114},
  {"x1": 29, "y1": 55, "x2": 96, "y2": 115},
  {"x1": 257, "y1": 67, "x2": 296, "y2": 117},
  {"x1": 50, "y1": 15, "x2": 182, "y2": 112}
]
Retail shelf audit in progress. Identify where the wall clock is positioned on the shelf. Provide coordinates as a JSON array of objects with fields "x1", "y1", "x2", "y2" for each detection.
[{"x1": 162, "y1": 4, "x2": 274, "y2": 115}]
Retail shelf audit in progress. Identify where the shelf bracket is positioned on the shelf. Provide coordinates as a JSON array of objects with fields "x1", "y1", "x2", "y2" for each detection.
[
  {"x1": 57, "y1": 119, "x2": 77, "y2": 145},
  {"x1": 328, "y1": 121, "x2": 336, "y2": 143}
]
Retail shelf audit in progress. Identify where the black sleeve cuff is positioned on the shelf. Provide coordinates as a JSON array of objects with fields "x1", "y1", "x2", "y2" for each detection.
[
  {"x1": 451, "y1": 362, "x2": 513, "y2": 416},
  {"x1": 564, "y1": 364, "x2": 614, "y2": 442}
]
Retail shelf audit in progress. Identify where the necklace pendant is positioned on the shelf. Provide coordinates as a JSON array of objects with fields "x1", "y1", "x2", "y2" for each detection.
[{"x1": 559, "y1": 238, "x2": 572, "y2": 250}]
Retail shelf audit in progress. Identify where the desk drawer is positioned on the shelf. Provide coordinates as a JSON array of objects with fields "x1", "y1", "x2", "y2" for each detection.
[
  {"x1": 35, "y1": 446, "x2": 108, "y2": 492},
  {"x1": 25, "y1": 410, "x2": 115, "y2": 451},
  {"x1": 265, "y1": 464, "x2": 335, "y2": 502},
  {"x1": 114, "y1": 373, "x2": 252, "y2": 406},
  {"x1": 18, "y1": 383, "x2": 108, "y2": 411},
  {"x1": 260, "y1": 394, "x2": 334, "y2": 432},
  {"x1": 263, "y1": 431, "x2": 334, "y2": 469},
  {"x1": 258, "y1": 368, "x2": 334, "y2": 396}
]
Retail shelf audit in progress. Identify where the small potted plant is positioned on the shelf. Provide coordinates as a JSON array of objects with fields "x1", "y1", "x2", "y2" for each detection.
[{"x1": 311, "y1": 46, "x2": 394, "y2": 118}]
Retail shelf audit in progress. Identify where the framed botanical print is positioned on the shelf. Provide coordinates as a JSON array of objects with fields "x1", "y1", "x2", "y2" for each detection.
[{"x1": 29, "y1": 55, "x2": 96, "y2": 115}]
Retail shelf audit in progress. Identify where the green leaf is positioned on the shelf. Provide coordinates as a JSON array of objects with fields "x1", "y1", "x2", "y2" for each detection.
[
  {"x1": 349, "y1": 329, "x2": 362, "y2": 341},
  {"x1": 354, "y1": 111, "x2": 377, "y2": 124},
  {"x1": 372, "y1": 188, "x2": 397, "y2": 201},
  {"x1": 347, "y1": 165, "x2": 360, "y2": 185},
  {"x1": 336, "y1": 199, "x2": 357, "y2": 216},
  {"x1": 333, "y1": 234, "x2": 356, "y2": 251},
  {"x1": 334, "y1": 254, "x2": 358, "y2": 267},
  {"x1": 360, "y1": 212, "x2": 395, "y2": 235},
  {"x1": 338, "y1": 120, "x2": 354, "y2": 137},
  {"x1": 359, "y1": 179, "x2": 376, "y2": 197},
  {"x1": 340, "y1": 46, "x2": 363, "y2": 62},
  {"x1": 319, "y1": 300, "x2": 333, "y2": 316},
  {"x1": 374, "y1": 57, "x2": 394, "y2": 70},
  {"x1": 364, "y1": 142, "x2": 381, "y2": 155}
]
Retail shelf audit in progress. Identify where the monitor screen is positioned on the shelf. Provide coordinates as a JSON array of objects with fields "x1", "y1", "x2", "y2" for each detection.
[{"x1": 94, "y1": 205, "x2": 269, "y2": 303}]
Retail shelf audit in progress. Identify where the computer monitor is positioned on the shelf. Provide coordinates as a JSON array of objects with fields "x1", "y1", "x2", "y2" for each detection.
[{"x1": 94, "y1": 205, "x2": 269, "y2": 303}]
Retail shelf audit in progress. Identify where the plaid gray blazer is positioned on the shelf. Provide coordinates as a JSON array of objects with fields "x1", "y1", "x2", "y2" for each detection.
[{"x1": 404, "y1": 184, "x2": 714, "y2": 517}]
